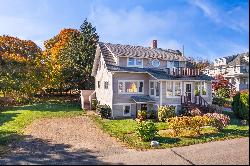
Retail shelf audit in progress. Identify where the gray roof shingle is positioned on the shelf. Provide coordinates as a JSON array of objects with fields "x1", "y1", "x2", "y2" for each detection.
[
  {"x1": 131, "y1": 95, "x2": 155, "y2": 103},
  {"x1": 107, "y1": 64, "x2": 213, "y2": 81},
  {"x1": 101, "y1": 42, "x2": 186, "y2": 62}
]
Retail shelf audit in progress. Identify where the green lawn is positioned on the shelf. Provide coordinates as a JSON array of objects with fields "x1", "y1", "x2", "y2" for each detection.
[
  {"x1": 91, "y1": 111, "x2": 249, "y2": 149},
  {"x1": 0, "y1": 102, "x2": 84, "y2": 152}
]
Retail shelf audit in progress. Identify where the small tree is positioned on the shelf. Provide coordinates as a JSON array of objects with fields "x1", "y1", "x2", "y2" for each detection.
[
  {"x1": 136, "y1": 121, "x2": 158, "y2": 141},
  {"x1": 232, "y1": 90, "x2": 249, "y2": 120},
  {"x1": 212, "y1": 74, "x2": 235, "y2": 98}
]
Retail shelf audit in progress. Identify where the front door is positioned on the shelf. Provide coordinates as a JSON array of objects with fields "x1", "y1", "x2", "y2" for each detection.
[
  {"x1": 141, "y1": 104, "x2": 147, "y2": 111},
  {"x1": 184, "y1": 82, "x2": 192, "y2": 102}
]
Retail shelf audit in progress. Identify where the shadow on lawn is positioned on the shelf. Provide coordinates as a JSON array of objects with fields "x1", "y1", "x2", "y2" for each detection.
[
  {"x1": 155, "y1": 137, "x2": 181, "y2": 144},
  {"x1": 0, "y1": 134, "x2": 123, "y2": 165},
  {"x1": 7, "y1": 102, "x2": 82, "y2": 113},
  {"x1": 193, "y1": 128, "x2": 249, "y2": 141},
  {"x1": 0, "y1": 112, "x2": 20, "y2": 126}
]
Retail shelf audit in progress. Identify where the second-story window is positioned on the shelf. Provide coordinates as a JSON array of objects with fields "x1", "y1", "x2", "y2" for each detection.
[
  {"x1": 127, "y1": 58, "x2": 143, "y2": 67},
  {"x1": 174, "y1": 61, "x2": 179, "y2": 68},
  {"x1": 104, "y1": 81, "x2": 109, "y2": 89}
]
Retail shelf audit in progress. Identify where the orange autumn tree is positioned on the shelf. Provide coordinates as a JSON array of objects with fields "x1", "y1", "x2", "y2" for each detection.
[
  {"x1": 43, "y1": 28, "x2": 82, "y2": 93},
  {"x1": 0, "y1": 35, "x2": 45, "y2": 98},
  {"x1": 43, "y1": 20, "x2": 99, "y2": 93}
]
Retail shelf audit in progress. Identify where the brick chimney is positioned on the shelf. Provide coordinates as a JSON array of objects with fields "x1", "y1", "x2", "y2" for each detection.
[{"x1": 151, "y1": 40, "x2": 157, "y2": 48}]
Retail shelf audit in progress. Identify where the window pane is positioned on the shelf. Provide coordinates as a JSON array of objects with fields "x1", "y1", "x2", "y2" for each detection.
[
  {"x1": 124, "y1": 106, "x2": 130, "y2": 114},
  {"x1": 156, "y1": 82, "x2": 160, "y2": 96},
  {"x1": 166, "y1": 82, "x2": 173, "y2": 96},
  {"x1": 194, "y1": 82, "x2": 200, "y2": 95},
  {"x1": 150, "y1": 82, "x2": 154, "y2": 88},
  {"x1": 175, "y1": 82, "x2": 181, "y2": 96},
  {"x1": 150, "y1": 89, "x2": 155, "y2": 95},
  {"x1": 139, "y1": 82, "x2": 143, "y2": 92},
  {"x1": 118, "y1": 82, "x2": 124, "y2": 93},
  {"x1": 174, "y1": 61, "x2": 179, "y2": 68},
  {"x1": 128, "y1": 58, "x2": 135, "y2": 66},
  {"x1": 136, "y1": 58, "x2": 142, "y2": 66},
  {"x1": 125, "y1": 82, "x2": 138, "y2": 93},
  {"x1": 201, "y1": 82, "x2": 207, "y2": 95}
]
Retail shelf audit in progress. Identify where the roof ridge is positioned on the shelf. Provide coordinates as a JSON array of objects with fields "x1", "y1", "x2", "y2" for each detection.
[{"x1": 100, "y1": 41, "x2": 182, "y2": 55}]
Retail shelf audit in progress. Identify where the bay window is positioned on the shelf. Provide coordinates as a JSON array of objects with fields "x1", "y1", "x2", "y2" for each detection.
[{"x1": 118, "y1": 80, "x2": 144, "y2": 94}]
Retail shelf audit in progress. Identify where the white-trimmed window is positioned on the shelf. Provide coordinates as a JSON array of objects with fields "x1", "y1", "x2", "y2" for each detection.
[
  {"x1": 166, "y1": 81, "x2": 182, "y2": 97},
  {"x1": 194, "y1": 81, "x2": 207, "y2": 96},
  {"x1": 174, "y1": 82, "x2": 181, "y2": 96},
  {"x1": 127, "y1": 58, "x2": 143, "y2": 68},
  {"x1": 149, "y1": 81, "x2": 160, "y2": 97},
  {"x1": 104, "y1": 81, "x2": 109, "y2": 89},
  {"x1": 118, "y1": 80, "x2": 144, "y2": 94},
  {"x1": 123, "y1": 104, "x2": 131, "y2": 116}
]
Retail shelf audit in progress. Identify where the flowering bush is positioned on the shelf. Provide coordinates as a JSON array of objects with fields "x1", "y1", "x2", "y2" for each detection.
[
  {"x1": 136, "y1": 121, "x2": 158, "y2": 141},
  {"x1": 167, "y1": 116, "x2": 213, "y2": 136},
  {"x1": 204, "y1": 113, "x2": 230, "y2": 130},
  {"x1": 158, "y1": 105, "x2": 176, "y2": 122},
  {"x1": 137, "y1": 110, "x2": 147, "y2": 121}
]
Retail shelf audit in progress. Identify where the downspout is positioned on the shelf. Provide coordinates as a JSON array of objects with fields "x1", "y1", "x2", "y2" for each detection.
[{"x1": 160, "y1": 81, "x2": 163, "y2": 106}]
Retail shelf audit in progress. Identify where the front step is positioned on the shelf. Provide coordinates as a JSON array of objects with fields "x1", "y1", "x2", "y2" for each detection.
[{"x1": 181, "y1": 103, "x2": 209, "y2": 116}]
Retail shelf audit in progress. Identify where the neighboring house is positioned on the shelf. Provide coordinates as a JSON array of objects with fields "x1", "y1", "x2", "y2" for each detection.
[
  {"x1": 203, "y1": 52, "x2": 249, "y2": 91},
  {"x1": 90, "y1": 40, "x2": 213, "y2": 118}
]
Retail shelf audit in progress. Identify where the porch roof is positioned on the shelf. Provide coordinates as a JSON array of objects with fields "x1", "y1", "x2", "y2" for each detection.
[
  {"x1": 131, "y1": 95, "x2": 155, "y2": 103},
  {"x1": 107, "y1": 64, "x2": 214, "y2": 81}
]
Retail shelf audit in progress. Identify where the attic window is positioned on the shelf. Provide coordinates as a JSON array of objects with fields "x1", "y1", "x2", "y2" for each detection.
[{"x1": 152, "y1": 59, "x2": 160, "y2": 67}]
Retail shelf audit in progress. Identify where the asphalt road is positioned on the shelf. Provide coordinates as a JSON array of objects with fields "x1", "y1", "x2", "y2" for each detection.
[{"x1": 100, "y1": 137, "x2": 249, "y2": 165}]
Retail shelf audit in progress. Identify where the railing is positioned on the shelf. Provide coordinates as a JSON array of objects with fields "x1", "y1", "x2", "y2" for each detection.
[
  {"x1": 166, "y1": 67, "x2": 202, "y2": 76},
  {"x1": 181, "y1": 94, "x2": 209, "y2": 108},
  {"x1": 194, "y1": 95, "x2": 209, "y2": 107},
  {"x1": 181, "y1": 95, "x2": 192, "y2": 104}
]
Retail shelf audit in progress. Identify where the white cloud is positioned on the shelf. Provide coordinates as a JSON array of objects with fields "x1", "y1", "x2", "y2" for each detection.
[
  {"x1": 190, "y1": 0, "x2": 220, "y2": 23},
  {"x1": 189, "y1": 0, "x2": 249, "y2": 33},
  {"x1": 88, "y1": 5, "x2": 178, "y2": 45}
]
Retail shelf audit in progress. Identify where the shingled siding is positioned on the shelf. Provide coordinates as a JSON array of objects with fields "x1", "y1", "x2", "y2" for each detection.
[
  {"x1": 95, "y1": 58, "x2": 113, "y2": 107},
  {"x1": 112, "y1": 104, "x2": 137, "y2": 117},
  {"x1": 118, "y1": 57, "x2": 186, "y2": 68}
]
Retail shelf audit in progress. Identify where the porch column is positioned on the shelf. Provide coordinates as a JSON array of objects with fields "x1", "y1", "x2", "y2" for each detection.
[{"x1": 160, "y1": 81, "x2": 163, "y2": 106}]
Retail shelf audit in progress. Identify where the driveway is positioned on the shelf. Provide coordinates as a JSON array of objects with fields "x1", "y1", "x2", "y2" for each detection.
[{"x1": 0, "y1": 116, "x2": 248, "y2": 165}]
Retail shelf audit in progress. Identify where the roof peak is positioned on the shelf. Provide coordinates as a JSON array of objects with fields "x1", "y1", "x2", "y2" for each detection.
[{"x1": 99, "y1": 41, "x2": 182, "y2": 55}]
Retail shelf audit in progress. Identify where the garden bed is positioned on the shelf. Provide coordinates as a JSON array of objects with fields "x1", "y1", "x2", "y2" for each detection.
[{"x1": 90, "y1": 111, "x2": 249, "y2": 149}]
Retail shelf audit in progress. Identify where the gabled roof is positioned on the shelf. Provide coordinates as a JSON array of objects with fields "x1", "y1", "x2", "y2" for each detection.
[
  {"x1": 227, "y1": 52, "x2": 249, "y2": 66},
  {"x1": 92, "y1": 42, "x2": 187, "y2": 76},
  {"x1": 103, "y1": 42, "x2": 186, "y2": 61}
]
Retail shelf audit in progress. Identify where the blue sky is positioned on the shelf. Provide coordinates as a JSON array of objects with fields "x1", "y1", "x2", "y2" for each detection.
[{"x1": 0, "y1": 0, "x2": 249, "y2": 61}]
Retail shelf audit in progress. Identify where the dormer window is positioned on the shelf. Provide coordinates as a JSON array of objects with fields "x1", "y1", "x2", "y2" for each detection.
[{"x1": 127, "y1": 58, "x2": 143, "y2": 68}]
